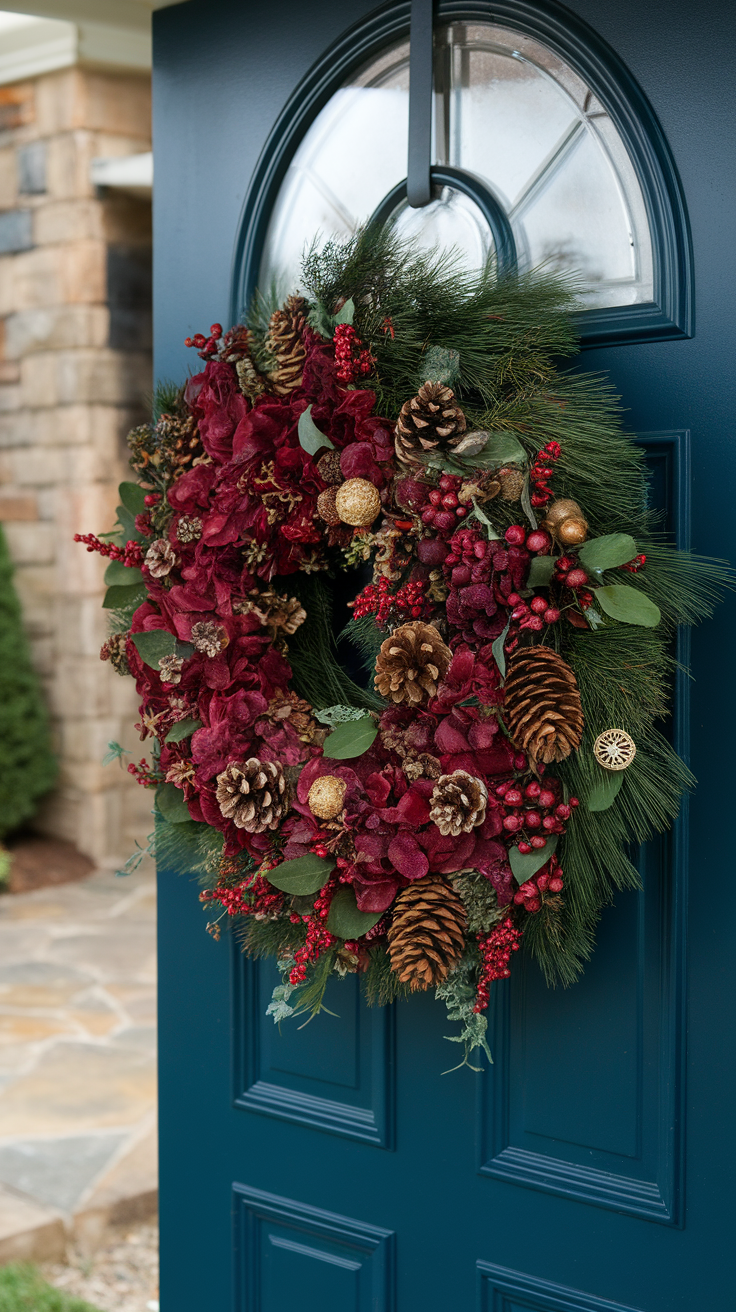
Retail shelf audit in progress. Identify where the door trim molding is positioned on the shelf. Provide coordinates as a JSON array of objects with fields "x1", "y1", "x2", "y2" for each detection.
[
  {"x1": 477, "y1": 1261, "x2": 646, "y2": 1312},
  {"x1": 230, "y1": 0, "x2": 693, "y2": 348}
]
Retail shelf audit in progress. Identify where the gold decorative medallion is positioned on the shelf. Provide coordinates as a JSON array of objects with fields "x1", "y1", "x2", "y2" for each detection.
[
  {"x1": 593, "y1": 728, "x2": 636, "y2": 771},
  {"x1": 307, "y1": 775, "x2": 347, "y2": 820}
]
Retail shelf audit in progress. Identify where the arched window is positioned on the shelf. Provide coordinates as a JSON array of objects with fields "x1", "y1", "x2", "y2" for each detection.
[{"x1": 234, "y1": 9, "x2": 691, "y2": 345}]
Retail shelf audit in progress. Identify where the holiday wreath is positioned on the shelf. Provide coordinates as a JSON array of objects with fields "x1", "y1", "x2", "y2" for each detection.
[{"x1": 79, "y1": 229, "x2": 726, "y2": 1064}]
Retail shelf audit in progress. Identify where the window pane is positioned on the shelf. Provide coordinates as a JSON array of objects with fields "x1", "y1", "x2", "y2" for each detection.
[{"x1": 258, "y1": 23, "x2": 653, "y2": 309}]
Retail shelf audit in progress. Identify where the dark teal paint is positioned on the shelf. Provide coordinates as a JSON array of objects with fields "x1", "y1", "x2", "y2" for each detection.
[{"x1": 153, "y1": 1, "x2": 736, "y2": 1307}]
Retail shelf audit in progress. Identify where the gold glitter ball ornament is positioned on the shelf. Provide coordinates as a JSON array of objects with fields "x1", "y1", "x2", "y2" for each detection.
[
  {"x1": 334, "y1": 478, "x2": 381, "y2": 527},
  {"x1": 307, "y1": 775, "x2": 347, "y2": 820},
  {"x1": 593, "y1": 728, "x2": 636, "y2": 771}
]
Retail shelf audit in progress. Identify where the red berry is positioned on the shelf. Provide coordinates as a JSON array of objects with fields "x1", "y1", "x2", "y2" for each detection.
[
  {"x1": 439, "y1": 474, "x2": 456, "y2": 492},
  {"x1": 538, "y1": 789, "x2": 556, "y2": 809},
  {"x1": 210, "y1": 323, "x2": 222, "y2": 337},
  {"x1": 526, "y1": 529, "x2": 552, "y2": 553},
  {"x1": 536, "y1": 873, "x2": 550, "y2": 891},
  {"x1": 517, "y1": 842, "x2": 532, "y2": 854},
  {"x1": 542, "y1": 815, "x2": 557, "y2": 831},
  {"x1": 558, "y1": 555, "x2": 575, "y2": 571},
  {"x1": 543, "y1": 607, "x2": 561, "y2": 624},
  {"x1": 511, "y1": 604, "x2": 529, "y2": 620},
  {"x1": 525, "y1": 897, "x2": 542, "y2": 913},
  {"x1": 530, "y1": 596, "x2": 548, "y2": 615},
  {"x1": 524, "y1": 810, "x2": 541, "y2": 829},
  {"x1": 504, "y1": 525, "x2": 526, "y2": 546},
  {"x1": 442, "y1": 492, "x2": 458, "y2": 509},
  {"x1": 565, "y1": 568, "x2": 589, "y2": 589},
  {"x1": 507, "y1": 593, "x2": 521, "y2": 607},
  {"x1": 525, "y1": 616, "x2": 544, "y2": 631},
  {"x1": 433, "y1": 511, "x2": 457, "y2": 533},
  {"x1": 503, "y1": 814, "x2": 523, "y2": 833},
  {"x1": 555, "y1": 803, "x2": 571, "y2": 820},
  {"x1": 421, "y1": 509, "x2": 436, "y2": 525},
  {"x1": 455, "y1": 506, "x2": 467, "y2": 517},
  {"x1": 513, "y1": 753, "x2": 527, "y2": 771},
  {"x1": 429, "y1": 489, "x2": 443, "y2": 506},
  {"x1": 569, "y1": 796, "x2": 580, "y2": 808},
  {"x1": 549, "y1": 877, "x2": 564, "y2": 892},
  {"x1": 504, "y1": 788, "x2": 523, "y2": 807},
  {"x1": 530, "y1": 836, "x2": 547, "y2": 849},
  {"x1": 525, "y1": 780, "x2": 541, "y2": 799},
  {"x1": 314, "y1": 844, "x2": 328, "y2": 858}
]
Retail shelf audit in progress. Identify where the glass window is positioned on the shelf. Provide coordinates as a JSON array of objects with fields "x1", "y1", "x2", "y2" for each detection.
[{"x1": 259, "y1": 22, "x2": 653, "y2": 310}]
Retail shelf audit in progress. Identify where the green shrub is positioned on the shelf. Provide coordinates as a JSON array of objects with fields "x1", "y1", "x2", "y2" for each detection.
[
  {"x1": 0, "y1": 1264, "x2": 100, "y2": 1311},
  {"x1": 0, "y1": 525, "x2": 56, "y2": 837}
]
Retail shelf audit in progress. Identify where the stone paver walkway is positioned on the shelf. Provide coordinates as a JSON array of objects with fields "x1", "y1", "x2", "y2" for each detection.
[{"x1": 0, "y1": 864, "x2": 157, "y2": 1259}]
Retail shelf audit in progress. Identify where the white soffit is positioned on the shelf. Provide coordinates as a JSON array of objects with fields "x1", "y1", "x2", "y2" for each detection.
[{"x1": 0, "y1": 3, "x2": 181, "y2": 81}]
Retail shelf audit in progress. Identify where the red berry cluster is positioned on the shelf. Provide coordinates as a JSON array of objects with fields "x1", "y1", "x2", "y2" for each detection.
[
  {"x1": 203, "y1": 873, "x2": 284, "y2": 919},
  {"x1": 529, "y1": 440, "x2": 562, "y2": 509},
  {"x1": 289, "y1": 880, "x2": 337, "y2": 984},
  {"x1": 74, "y1": 534, "x2": 143, "y2": 567},
  {"x1": 494, "y1": 778, "x2": 579, "y2": 842},
  {"x1": 333, "y1": 324, "x2": 375, "y2": 383},
  {"x1": 127, "y1": 757, "x2": 160, "y2": 787},
  {"x1": 351, "y1": 574, "x2": 429, "y2": 624},
  {"x1": 552, "y1": 556, "x2": 594, "y2": 610},
  {"x1": 184, "y1": 324, "x2": 223, "y2": 359},
  {"x1": 474, "y1": 918, "x2": 523, "y2": 1010},
  {"x1": 513, "y1": 853, "x2": 565, "y2": 914},
  {"x1": 621, "y1": 553, "x2": 646, "y2": 573},
  {"x1": 420, "y1": 474, "x2": 468, "y2": 532}
]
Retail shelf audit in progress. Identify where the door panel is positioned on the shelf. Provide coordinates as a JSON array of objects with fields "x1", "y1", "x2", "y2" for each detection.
[{"x1": 153, "y1": 2, "x2": 736, "y2": 1308}]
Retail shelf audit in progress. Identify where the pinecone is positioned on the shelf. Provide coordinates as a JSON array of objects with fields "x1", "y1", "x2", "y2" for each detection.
[
  {"x1": 215, "y1": 758, "x2": 288, "y2": 832},
  {"x1": 429, "y1": 770, "x2": 488, "y2": 837},
  {"x1": 503, "y1": 645, "x2": 584, "y2": 765},
  {"x1": 100, "y1": 633, "x2": 130, "y2": 677},
  {"x1": 191, "y1": 620, "x2": 229, "y2": 657},
  {"x1": 388, "y1": 876, "x2": 467, "y2": 991},
  {"x1": 374, "y1": 622, "x2": 451, "y2": 705},
  {"x1": 265, "y1": 295, "x2": 307, "y2": 397},
  {"x1": 395, "y1": 382, "x2": 467, "y2": 465},
  {"x1": 145, "y1": 539, "x2": 178, "y2": 578},
  {"x1": 236, "y1": 354, "x2": 267, "y2": 404}
]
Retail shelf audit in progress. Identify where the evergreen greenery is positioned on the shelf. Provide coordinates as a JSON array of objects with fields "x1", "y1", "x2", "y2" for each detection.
[{"x1": 0, "y1": 526, "x2": 56, "y2": 838}]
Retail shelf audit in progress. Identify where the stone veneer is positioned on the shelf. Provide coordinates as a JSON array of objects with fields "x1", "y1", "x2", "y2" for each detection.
[{"x1": 0, "y1": 69, "x2": 153, "y2": 863}]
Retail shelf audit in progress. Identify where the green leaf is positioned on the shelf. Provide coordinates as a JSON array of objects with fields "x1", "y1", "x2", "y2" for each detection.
[
  {"x1": 130, "y1": 628, "x2": 176, "y2": 668},
  {"x1": 419, "y1": 345, "x2": 460, "y2": 386},
  {"x1": 583, "y1": 605, "x2": 605, "y2": 630},
  {"x1": 333, "y1": 297, "x2": 355, "y2": 326},
  {"x1": 115, "y1": 504, "x2": 146, "y2": 544},
  {"x1": 520, "y1": 472, "x2": 537, "y2": 529},
  {"x1": 593, "y1": 585, "x2": 661, "y2": 628},
  {"x1": 165, "y1": 717, "x2": 202, "y2": 743},
  {"x1": 322, "y1": 715, "x2": 378, "y2": 759},
  {"x1": 326, "y1": 886, "x2": 383, "y2": 939},
  {"x1": 527, "y1": 555, "x2": 555, "y2": 588},
  {"x1": 104, "y1": 559, "x2": 144, "y2": 587},
  {"x1": 468, "y1": 431, "x2": 526, "y2": 468},
  {"x1": 579, "y1": 533, "x2": 637, "y2": 572},
  {"x1": 266, "y1": 853, "x2": 335, "y2": 895},
  {"x1": 298, "y1": 404, "x2": 335, "y2": 457},
  {"x1": 155, "y1": 782, "x2": 191, "y2": 824},
  {"x1": 509, "y1": 835, "x2": 558, "y2": 883},
  {"x1": 102, "y1": 583, "x2": 146, "y2": 610},
  {"x1": 586, "y1": 770, "x2": 624, "y2": 812},
  {"x1": 491, "y1": 619, "x2": 511, "y2": 680},
  {"x1": 118, "y1": 481, "x2": 147, "y2": 516},
  {"x1": 468, "y1": 499, "x2": 500, "y2": 541}
]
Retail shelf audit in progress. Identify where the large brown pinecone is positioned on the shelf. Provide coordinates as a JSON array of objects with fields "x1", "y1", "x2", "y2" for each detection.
[
  {"x1": 265, "y1": 295, "x2": 307, "y2": 396},
  {"x1": 503, "y1": 645, "x2": 584, "y2": 765},
  {"x1": 388, "y1": 876, "x2": 467, "y2": 991},
  {"x1": 374, "y1": 622, "x2": 451, "y2": 705},
  {"x1": 429, "y1": 770, "x2": 488, "y2": 837},
  {"x1": 215, "y1": 758, "x2": 288, "y2": 832},
  {"x1": 395, "y1": 382, "x2": 467, "y2": 464}
]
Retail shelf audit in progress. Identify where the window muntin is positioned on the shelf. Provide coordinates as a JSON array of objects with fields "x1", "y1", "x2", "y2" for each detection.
[{"x1": 259, "y1": 22, "x2": 653, "y2": 309}]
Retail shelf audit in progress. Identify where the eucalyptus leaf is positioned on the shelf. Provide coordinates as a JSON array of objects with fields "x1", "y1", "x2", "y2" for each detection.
[
  {"x1": 527, "y1": 555, "x2": 555, "y2": 588},
  {"x1": 333, "y1": 297, "x2": 355, "y2": 326},
  {"x1": 579, "y1": 533, "x2": 637, "y2": 572},
  {"x1": 509, "y1": 834, "x2": 558, "y2": 883},
  {"x1": 322, "y1": 715, "x2": 378, "y2": 759},
  {"x1": 115, "y1": 504, "x2": 146, "y2": 544},
  {"x1": 586, "y1": 771, "x2": 624, "y2": 812},
  {"x1": 130, "y1": 628, "x2": 176, "y2": 668},
  {"x1": 491, "y1": 619, "x2": 511, "y2": 680},
  {"x1": 165, "y1": 717, "x2": 202, "y2": 743},
  {"x1": 118, "y1": 481, "x2": 147, "y2": 516},
  {"x1": 468, "y1": 499, "x2": 500, "y2": 541},
  {"x1": 326, "y1": 886, "x2": 383, "y2": 939},
  {"x1": 464, "y1": 432, "x2": 526, "y2": 468},
  {"x1": 419, "y1": 344, "x2": 460, "y2": 386},
  {"x1": 520, "y1": 473, "x2": 538, "y2": 530},
  {"x1": 104, "y1": 559, "x2": 144, "y2": 587},
  {"x1": 155, "y1": 782, "x2": 191, "y2": 824},
  {"x1": 266, "y1": 853, "x2": 335, "y2": 896},
  {"x1": 593, "y1": 585, "x2": 661, "y2": 628},
  {"x1": 298, "y1": 404, "x2": 335, "y2": 457},
  {"x1": 315, "y1": 705, "x2": 369, "y2": 726},
  {"x1": 175, "y1": 641, "x2": 195, "y2": 660},
  {"x1": 102, "y1": 583, "x2": 146, "y2": 610}
]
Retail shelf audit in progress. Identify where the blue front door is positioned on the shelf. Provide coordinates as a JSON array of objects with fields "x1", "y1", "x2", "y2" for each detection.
[{"x1": 153, "y1": 2, "x2": 735, "y2": 1308}]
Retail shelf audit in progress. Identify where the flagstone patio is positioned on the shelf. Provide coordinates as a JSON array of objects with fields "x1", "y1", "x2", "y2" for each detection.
[{"x1": 0, "y1": 861, "x2": 157, "y2": 1260}]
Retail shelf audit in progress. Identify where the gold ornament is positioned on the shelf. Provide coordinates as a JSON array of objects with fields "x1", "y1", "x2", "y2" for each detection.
[
  {"x1": 542, "y1": 498, "x2": 589, "y2": 546},
  {"x1": 307, "y1": 775, "x2": 347, "y2": 819},
  {"x1": 335, "y1": 478, "x2": 381, "y2": 527},
  {"x1": 316, "y1": 487, "x2": 341, "y2": 525},
  {"x1": 593, "y1": 728, "x2": 636, "y2": 771}
]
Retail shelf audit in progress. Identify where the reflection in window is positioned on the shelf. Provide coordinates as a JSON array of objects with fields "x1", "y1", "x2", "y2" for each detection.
[{"x1": 259, "y1": 23, "x2": 653, "y2": 310}]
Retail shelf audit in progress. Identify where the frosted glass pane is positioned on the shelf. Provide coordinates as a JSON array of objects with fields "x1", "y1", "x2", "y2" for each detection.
[{"x1": 258, "y1": 23, "x2": 654, "y2": 311}]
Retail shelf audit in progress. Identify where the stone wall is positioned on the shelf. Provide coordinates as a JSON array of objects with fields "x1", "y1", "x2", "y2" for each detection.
[{"x1": 0, "y1": 68, "x2": 153, "y2": 864}]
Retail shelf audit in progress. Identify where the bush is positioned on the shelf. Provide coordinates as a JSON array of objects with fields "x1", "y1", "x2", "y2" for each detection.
[{"x1": 0, "y1": 525, "x2": 56, "y2": 837}]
